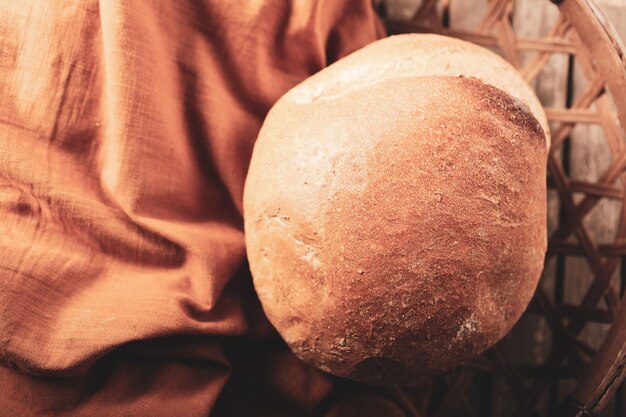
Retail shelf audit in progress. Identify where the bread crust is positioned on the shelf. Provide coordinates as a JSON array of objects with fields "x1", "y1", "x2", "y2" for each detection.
[
  {"x1": 285, "y1": 34, "x2": 550, "y2": 148},
  {"x1": 244, "y1": 36, "x2": 548, "y2": 387}
]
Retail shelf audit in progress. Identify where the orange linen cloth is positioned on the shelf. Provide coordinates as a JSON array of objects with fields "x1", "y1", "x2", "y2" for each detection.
[{"x1": 0, "y1": 0, "x2": 427, "y2": 416}]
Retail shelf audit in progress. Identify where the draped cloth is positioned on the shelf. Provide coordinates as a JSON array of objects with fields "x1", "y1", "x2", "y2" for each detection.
[{"x1": 0, "y1": 1, "x2": 427, "y2": 415}]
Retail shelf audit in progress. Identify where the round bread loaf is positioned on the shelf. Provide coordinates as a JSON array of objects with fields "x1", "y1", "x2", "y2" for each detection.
[{"x1": 244, "y1": 34, "x2": 548, "y2": 387}]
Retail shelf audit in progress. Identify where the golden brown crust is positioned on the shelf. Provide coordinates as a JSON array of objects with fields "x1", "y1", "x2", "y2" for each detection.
[
  {"x1": 284, "y1": 33, "x2": 550, "y2": 149},
  {"x1": 244, "y1": 73, "x2": 547, "y2": 386}
]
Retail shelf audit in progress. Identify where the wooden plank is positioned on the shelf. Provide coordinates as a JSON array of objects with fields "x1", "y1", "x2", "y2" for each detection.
[
  {"x1": 550, "y1": 241, "x2": 626, "y2": 258},
  {"x1": 545, "y1": 108, "x2": 603, "y2": 124},
  {"x1": 547, "y1": 178, "x2": 624, "y2": 200}
]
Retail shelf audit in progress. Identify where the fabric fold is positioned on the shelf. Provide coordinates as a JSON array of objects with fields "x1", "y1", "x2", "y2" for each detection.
[{"x1": 0, "y1": 0, "x2": 429, "y2": 415}]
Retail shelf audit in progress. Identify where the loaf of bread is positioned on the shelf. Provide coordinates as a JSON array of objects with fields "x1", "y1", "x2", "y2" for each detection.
[{"x1": 244, "y1": 34, "x2": 548, "y2": 386}]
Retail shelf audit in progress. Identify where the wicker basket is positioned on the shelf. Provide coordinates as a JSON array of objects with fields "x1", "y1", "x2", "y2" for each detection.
[{"x1": 378, "y1": 1, "x2": 626, "y2": 416}]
